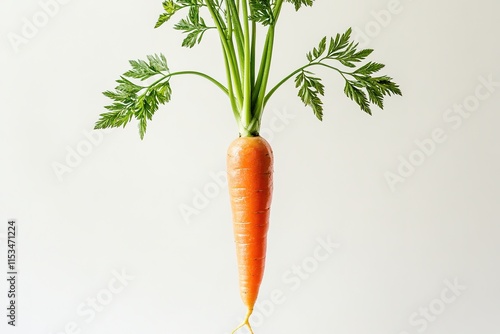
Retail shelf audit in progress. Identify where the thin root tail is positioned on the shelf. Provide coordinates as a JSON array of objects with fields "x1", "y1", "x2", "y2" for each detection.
[{"x1": 232, "y1": 309, "x2": 254, "y2": 334}]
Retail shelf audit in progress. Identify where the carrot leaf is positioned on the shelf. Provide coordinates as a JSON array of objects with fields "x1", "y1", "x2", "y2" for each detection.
[
  {"x1": 285, "y1": 28, "x2": 401, "y2": 117},
  {"x1": 100, "y1": 2, "x2": 401, "y2": 139},
  {"x1": 285, "y1": 0, "x2": 315, "y2": 11},
  {"x1": 174, "y1": 5, "x2": 213, "y2": 48},
  {"x1": 155, "y1": 1, "x2": 181, "y2": 28},
  {"x1": 95, "y1": 54, "x2": 172, "y2": 139},
  {"x1": 249, "y1": 0, "x2": 274, "y2": 26},
  {"x1": 295, "y1": 70, "x2": 324, "y2": 120}
]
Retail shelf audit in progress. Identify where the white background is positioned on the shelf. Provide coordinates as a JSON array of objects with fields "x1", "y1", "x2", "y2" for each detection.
[{"x1": 1, "y1": 0, "x2": 499, "y2": 333}]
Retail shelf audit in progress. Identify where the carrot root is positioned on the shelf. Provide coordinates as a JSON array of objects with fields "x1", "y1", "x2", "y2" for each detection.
[
  {"x1": 231, "y1": 309, "x2": 254, "y2": 334},
  {"x1": 228, "y1": 136, "x2": 273, "y2": 334}
]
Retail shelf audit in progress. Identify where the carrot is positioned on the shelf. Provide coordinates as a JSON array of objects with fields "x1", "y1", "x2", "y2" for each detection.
[
  {"x1": 227, "y1": 136, "x2": 273, "y2": 334},
  {"x1": 96, "y1": 3, "x2": 402, "y2": 332}
]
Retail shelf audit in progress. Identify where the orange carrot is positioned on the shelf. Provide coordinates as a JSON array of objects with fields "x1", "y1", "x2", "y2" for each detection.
[
  {"x1": 96, "y1": 5, "x2": 402, "y2": 332},
  {"x1": 227, "y1": 136, "x2": 273, "y2": 333}
]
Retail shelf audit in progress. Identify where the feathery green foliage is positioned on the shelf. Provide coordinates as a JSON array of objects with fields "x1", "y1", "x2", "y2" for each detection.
[
  {"x1": 174, "y1": 6, "x2": 213, "y2": 47},
  {"x1": 249, "y1": 0, "x2": 274, "y2": 25},
  {"x1": 95, "y1": 54, "x2": 172, "y2": 139},
  {"x1": 96, "y1": 1, "x2": 401, "y2": 138},
  {"x1": 293, "y1": 28, "x2": 401, "y2": 117},
  {"x1": 285, "y1": 0, "x2": 314, "y2": 11}
]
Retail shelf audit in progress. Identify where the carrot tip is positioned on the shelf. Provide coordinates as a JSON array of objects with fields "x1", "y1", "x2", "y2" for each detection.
[{"x1": 232, "y1": 309, "x2": 254, "y2": 334}]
